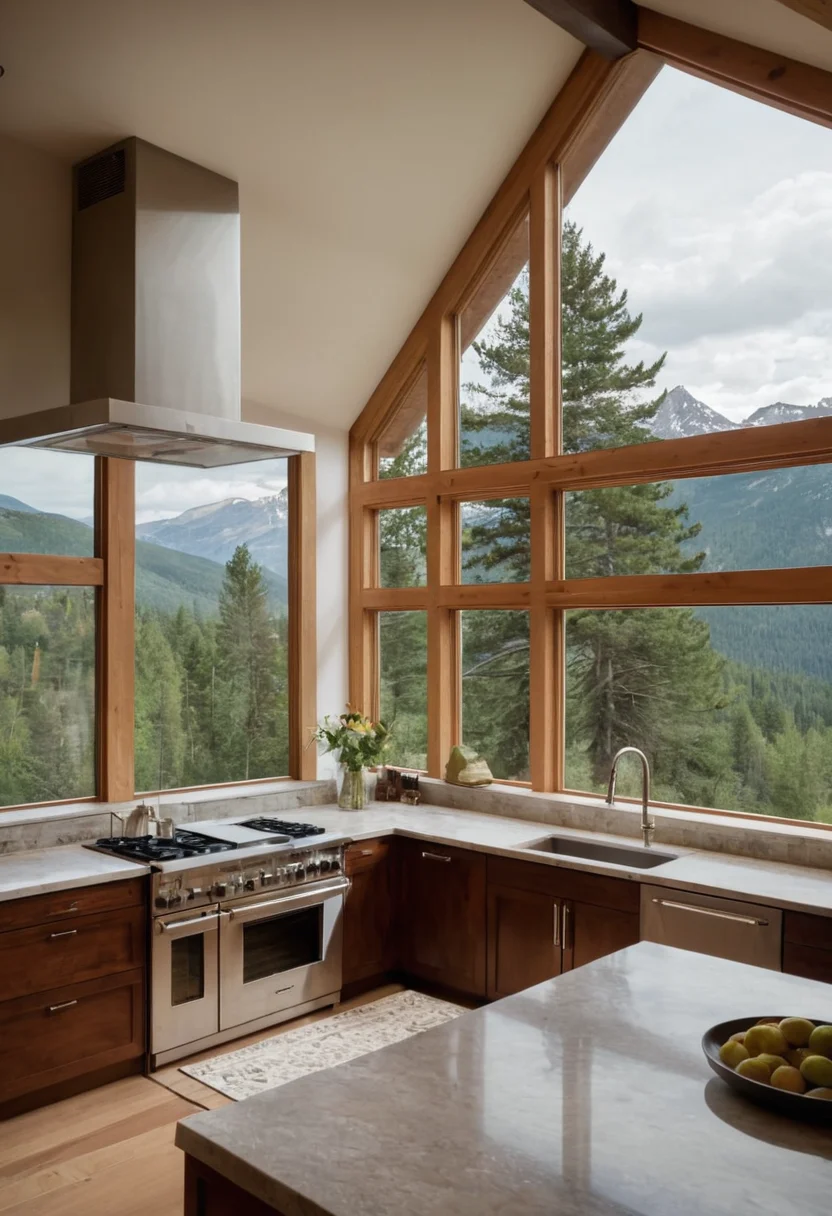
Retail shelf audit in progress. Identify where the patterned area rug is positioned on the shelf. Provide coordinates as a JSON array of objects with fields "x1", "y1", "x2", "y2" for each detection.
[{"x1": 180, "y1": 990, "x2": 465, "y2": 1101}]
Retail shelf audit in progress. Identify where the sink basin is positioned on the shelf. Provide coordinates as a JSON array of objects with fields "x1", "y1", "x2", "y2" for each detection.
[{"x1": 520, "y1": 835, "x2": 677, "y2": 870}]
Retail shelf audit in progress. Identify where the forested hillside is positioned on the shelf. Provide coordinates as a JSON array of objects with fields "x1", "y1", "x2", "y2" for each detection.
[{"x1": 379, "y1": 221, "x2": 832, "y2": 824}]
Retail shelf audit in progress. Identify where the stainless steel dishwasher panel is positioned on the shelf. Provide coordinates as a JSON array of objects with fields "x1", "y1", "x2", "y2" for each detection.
[{"x1": 640, "y1": 885, "x2": 782, "y2": 971}]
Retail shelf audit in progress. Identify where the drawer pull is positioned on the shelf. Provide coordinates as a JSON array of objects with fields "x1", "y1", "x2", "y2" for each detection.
[
  {"x1": 421, "y1": 851, "x2": 451, "y2": 863},
  {"x1": 49, "y1": 903, "x2": 79, "y2": 916},
  {"x1": 553, "y1": 903, "x2": 560, "y2": 948},
  {"x1": 48, "y1": 1000, "x2": 78, "y2": 1014},
  {"x1": 49, "y1": 929, "x2": 78, "y2": 940},
  {"x1": 359, "y1": 849, "x2": 374, "y2": 856},
  {"x1": 651, "y1": 898, "x2": 768, "y2": 927}
]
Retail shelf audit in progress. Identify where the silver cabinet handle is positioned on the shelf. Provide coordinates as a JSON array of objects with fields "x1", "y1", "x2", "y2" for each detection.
[
  {"x1": 49, "y1": 929, "x2": 78, "y2": 940},
  {"x1": 562, "y1": 902, "x2": 571, "y2": 949},
  {"x1": 421, "y1": 851, "x2": 451, "y2": 863},
  {"x1": 48, "y1": 1000, "x2": 78, "y2": 1013},
  {"x1": 553, "y1": 903, "x2": 560, "y2": 947},
  {"x1": 359, "y1": 849, "x2": 373, "y2": 856},
  {"x1": 49, "y1": 903, "x2": 79, "y2": 916},
  {"x1": 652, "y1": 898, "x2": 768, "y2": 927}
]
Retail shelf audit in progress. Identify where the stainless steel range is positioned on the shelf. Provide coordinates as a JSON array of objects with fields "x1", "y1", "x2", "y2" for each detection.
[{"x1": 90, "y1": 818, "x2": 347, "y2": 1066}]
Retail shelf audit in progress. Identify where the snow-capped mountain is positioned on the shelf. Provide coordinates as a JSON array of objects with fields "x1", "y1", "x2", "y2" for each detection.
[
  {"x1": 137, "y1": 490, "x2": 289, "y2": 575},
  {"x1": 649, "y1": 386, "x2": 832, "y2": 439},
  {"x1": 649, "y1": 386, "x2": 738, "y2": 439}
]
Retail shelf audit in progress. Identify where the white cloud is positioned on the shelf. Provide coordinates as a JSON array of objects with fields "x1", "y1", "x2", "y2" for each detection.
[{"x1": 568, "y1": 65, "x2": 832, "y2": 418}]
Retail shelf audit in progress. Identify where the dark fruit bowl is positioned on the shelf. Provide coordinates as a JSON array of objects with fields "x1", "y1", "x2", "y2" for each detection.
[{"x1": 702, "y1": 1017, "x2": 832, "y2": 1124}]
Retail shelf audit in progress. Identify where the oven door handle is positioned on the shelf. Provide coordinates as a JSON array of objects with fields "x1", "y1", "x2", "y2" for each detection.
[
  {"x1": 225, "y1": 877, "x2": 350, "y2": 920},
  {"x1": 155, "y1": 911, "x2": 223, "y2": 936}
]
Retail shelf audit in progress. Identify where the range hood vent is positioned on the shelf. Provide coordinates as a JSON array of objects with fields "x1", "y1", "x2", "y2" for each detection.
[{"x1": 0, "y1": 137, "x2": 314, "y2": 468}]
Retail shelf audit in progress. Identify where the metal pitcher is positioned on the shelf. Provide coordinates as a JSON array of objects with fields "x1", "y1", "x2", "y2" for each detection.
[{"x1": 112, "y1": 802, "x2": 159, "y2": 838}]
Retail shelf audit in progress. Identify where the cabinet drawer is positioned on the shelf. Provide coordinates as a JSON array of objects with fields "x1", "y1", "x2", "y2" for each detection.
[
  {"x1": 0, "y1": 904, "x2": 145, "y2": 1002},
  {"x1": 783, "y1": 941, "x2": 832, "y2": 985},
  {"x1": 784, "y1": 911, "x2": 832, "y2": 950},
  {"x1": 0, "y1": 877, "x2": 145, "y2": 933},
  {"x1": 345, "y1": 838, "x2": 391, "y2": 876},
  {"x1": 487, "y1": 856, "x2": 639, "y2": 913},
  {"x1": 0, "y1": 968, "x2": 145, "y2": 1103}
]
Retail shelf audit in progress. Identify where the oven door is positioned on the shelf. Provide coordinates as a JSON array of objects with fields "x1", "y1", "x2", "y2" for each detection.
[
  {"x1": 152, "y1": 907, "x2": 221, "y2": 1055},
  {"x1": 219, "y1": 876, "x2": 348, "y2": 1031}
]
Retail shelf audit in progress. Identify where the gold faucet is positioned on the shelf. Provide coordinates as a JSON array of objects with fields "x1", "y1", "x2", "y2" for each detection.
[{"x1": 605, "y1": 747, "x2": 655, "y2": 848}]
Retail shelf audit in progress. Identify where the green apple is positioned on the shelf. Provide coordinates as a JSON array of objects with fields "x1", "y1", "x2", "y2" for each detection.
[
  {"x1": 800, "y1": 1055, "x2": 832, "y2": 1087},
  {"x1": 807, "y1": 1025, "x2": 832, "y2": 1059},
  {"x1": 779, "y1": 1018, "x2": 815, "y2": 1047}
]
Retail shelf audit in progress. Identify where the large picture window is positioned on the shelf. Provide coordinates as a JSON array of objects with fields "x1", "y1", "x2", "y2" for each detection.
[
  {"x1": 350, "y1": 27, "x2": 832, "y2": 831},
  {"x1": 134, "y1": 459, "x2": 291, "y2": 793}
]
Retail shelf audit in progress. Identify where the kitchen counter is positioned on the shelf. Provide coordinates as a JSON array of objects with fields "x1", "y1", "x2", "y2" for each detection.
[
  {"x1": 0, "y1": 843, "x2": 149, "y2": 902},
  {"x1": 176, "y1": 942, "x2": 832, "y2": 1215},
  {"x1": 243, "y1": 803, "x2": 832, "y2": 919}
]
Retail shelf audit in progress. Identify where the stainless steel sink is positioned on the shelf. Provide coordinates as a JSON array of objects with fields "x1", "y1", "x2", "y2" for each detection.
[{"x1": 520, "y1": 835, "x2": 678, "y2": 870}]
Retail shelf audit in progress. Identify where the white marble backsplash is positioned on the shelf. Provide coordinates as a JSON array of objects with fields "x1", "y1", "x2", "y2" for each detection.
[
  {"x1": 417, "y1": 778, "x2": 832, "y2": 872},
  {"x1": 0, "y1": 779, "x2": 337, "y2": 855}
]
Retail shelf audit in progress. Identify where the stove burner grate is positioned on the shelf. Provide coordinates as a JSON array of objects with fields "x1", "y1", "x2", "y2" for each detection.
[
  {"x1": 240, "y1": 818, "x2": 327, "y2": 838},
  {"x1": 95, "y1": 829, "x2": 238, "y2": 862}
]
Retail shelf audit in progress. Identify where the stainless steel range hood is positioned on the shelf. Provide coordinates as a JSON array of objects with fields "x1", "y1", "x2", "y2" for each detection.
[{"x1": 0, "y1": 138, "x2": 314, "y2": 468}]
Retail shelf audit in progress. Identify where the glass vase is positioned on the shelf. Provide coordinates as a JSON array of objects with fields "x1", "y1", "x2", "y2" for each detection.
[{"x1": 338, "y1": 766, "x2": 367, "y2": 811}]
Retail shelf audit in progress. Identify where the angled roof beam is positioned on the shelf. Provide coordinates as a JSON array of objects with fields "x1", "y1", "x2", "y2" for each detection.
[
  {"x1": 774, "y1": 1, "x2": 832, "y2": 34},
  {"x1": 522, "y1": 0, "x2": 638, "y2": 59}
]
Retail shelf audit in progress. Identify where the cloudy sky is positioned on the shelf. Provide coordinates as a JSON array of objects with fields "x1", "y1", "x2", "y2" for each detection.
[
  {"x1": 567, "y1": 64, "x2": 832, "y2": 422},
  {"x1": 0, "y1": 447, "x2": 287, "y2": 523}
]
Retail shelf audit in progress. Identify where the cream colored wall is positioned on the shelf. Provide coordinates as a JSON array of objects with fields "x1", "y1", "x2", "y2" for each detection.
[{"x1": 0, "y1": 134, "x2": 70, "y2": 420}]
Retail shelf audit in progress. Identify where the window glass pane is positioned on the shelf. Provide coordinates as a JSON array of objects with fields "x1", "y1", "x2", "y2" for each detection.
[
  {"x1": 377, "y1": 362, "x2": 427, "y2": 479},
  {"x1": 379, "y1": 611, "x2": 427, "y2": 769},
  {"x1": 565, "y1": 605, "x2": 832, "y2": 825},
  {"x1": 134, "y1": 459, "x2": 290, "y2": 793},
  {"x1": 379, "y1": 507, "x2": 427, "y2": 587},
  {"x1": 0, "y1": 585, "x2": 95, "y2": 806},
  {"x1": 563, "y1": 66, "x2": 832, "y2": 455},
  {"x1": 461, "y1": 498, "x2": 530, "y2": 583},
  {"x1": 566, "y1": 464, "x2": 832, "y2": 579},
  {"x1": 0, "y1": 450, "x2": 94, "y2": 555},
  {"x1": 459, "y1": 215, "x2": 530, "y2": 468},
  {"x1": 461, "y1": 610, "x2": 529, "y2": 780}
]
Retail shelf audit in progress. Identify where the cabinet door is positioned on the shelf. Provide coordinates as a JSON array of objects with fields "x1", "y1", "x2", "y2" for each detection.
[
  {"x1": 487, "y1": 884, "x2": 564, "y2": 999},
  {"x1": 399, "y1": 841, "x2": 487, "y2": 997},
  {"x1": 343, "y1": 840, "x2": 394, "y2": 987},
  {"x1": 566, "y1": 900, "x2": 640, "y2": 972},
  {"x1": 783, "y1": 911, "x2": 832, "y2": 983}
]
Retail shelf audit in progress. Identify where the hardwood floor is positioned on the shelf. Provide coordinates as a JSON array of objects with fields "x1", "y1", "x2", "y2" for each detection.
[{"x1": 0, "y1": 984, "x2": 404, "y2": 1215}]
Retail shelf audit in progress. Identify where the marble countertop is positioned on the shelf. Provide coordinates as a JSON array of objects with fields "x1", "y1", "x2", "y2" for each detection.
[
  {"x1": 254, "y1": 803, "x2": 832, "y2": 919},
  {"x1": 0, "y1": 843, "x2": 149, "y2": 902},
  {"x1": 176, "y1": 942, "x2": 832, "y2": 1215}
]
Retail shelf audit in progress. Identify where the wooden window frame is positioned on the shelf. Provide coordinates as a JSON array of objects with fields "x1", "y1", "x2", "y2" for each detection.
[
  {"x1": 0, "y1": 451, "x2": 317, "y2": 812},
  {"x1": 349, "y1": 13, "x2": 832, "y2": 822}
]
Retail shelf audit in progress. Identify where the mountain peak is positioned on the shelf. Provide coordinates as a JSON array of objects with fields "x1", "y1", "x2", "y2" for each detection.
[{"x1": 650, "y1": 386, "x2": 737, "y2": 440}]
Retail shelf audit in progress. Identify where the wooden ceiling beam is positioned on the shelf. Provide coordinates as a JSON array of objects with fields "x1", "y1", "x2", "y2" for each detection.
[{"x1": 523, "y1": 0, "x2": 638, "y2": 59}]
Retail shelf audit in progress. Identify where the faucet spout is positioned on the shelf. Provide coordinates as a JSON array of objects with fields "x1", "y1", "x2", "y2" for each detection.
[{"x1": 605, "y1": 746, "x2": 655, "y2": 848}]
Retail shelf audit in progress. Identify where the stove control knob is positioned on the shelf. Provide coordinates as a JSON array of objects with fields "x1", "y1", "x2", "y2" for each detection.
[
  {"x1": 330, "y1": 856, "x2": 341, "y2": 872},
  {"x1": 186, "y1": 887, "x2": 201, "y2": 901},
  {"x1": 155, "y1": 895, "x2": 169, "y2": 909},
  {"x1": 244, "y1": 878, "x2": 256, "y2": 891},
  {"x1": 295, "y1": 866, "x2": 306, "y2": 880},
  {"x1": 319, "y1": 858, "x2": 331, "y2": 872},
  {"x1": 307, "y1": 860, "x2": 319, "y2": 875},
  {"x1": 213, "y1": 882, "x2": 227, "y2": 898},
  {"x1": 168, "y1": 892, "x2": 183, "y2": 907},
  {"x1": 260, "y1": 869, "x2": 272, "y2": 886}
]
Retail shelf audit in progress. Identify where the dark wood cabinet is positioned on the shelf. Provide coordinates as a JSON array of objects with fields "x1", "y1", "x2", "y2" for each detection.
[
  {"x1": 398, "y1": 840, "x2": 487, "y2": 998},
  {"x1": 782, "y1": 910, "x2": 832, "y2": 984},
  {"x1": 486, "y1": 856, "x2": 640, "y2": 995},
  {"x1": 0, "y1": 877, "x2": 147, "y2": 1117},
  {"x1": 342, "y1": 838, "x2": 395, "y2": 990},
  {"x1": 487, "y1": 883, "x2": 565, "y2": 999}
]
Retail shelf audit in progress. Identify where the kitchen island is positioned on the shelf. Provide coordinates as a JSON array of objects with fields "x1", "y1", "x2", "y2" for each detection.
[{"x1": 176, "y1": 942, "x2": 832, "y2": 1215}]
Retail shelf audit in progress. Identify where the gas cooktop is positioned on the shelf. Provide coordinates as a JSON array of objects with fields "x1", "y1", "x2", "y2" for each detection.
[
  {"x1": 239, "y1": 818, "x2": 327, "y2": 838},
  {"x1": 94, "y1": 830, "x2": 238, "y2": 863}
]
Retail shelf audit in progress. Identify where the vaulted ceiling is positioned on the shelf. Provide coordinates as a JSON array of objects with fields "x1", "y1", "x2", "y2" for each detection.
[{"x1": 1, "y1": 0, "x2": 830, "y2": 432}]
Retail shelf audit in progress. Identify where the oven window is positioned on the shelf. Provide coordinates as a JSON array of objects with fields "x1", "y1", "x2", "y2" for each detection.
[
  {"x1": 243, "y1": 907, "x2": 323, "y2": 984},
  {"x1": 171, "y1": 934, "x2": 205, "y2": 1006}
]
